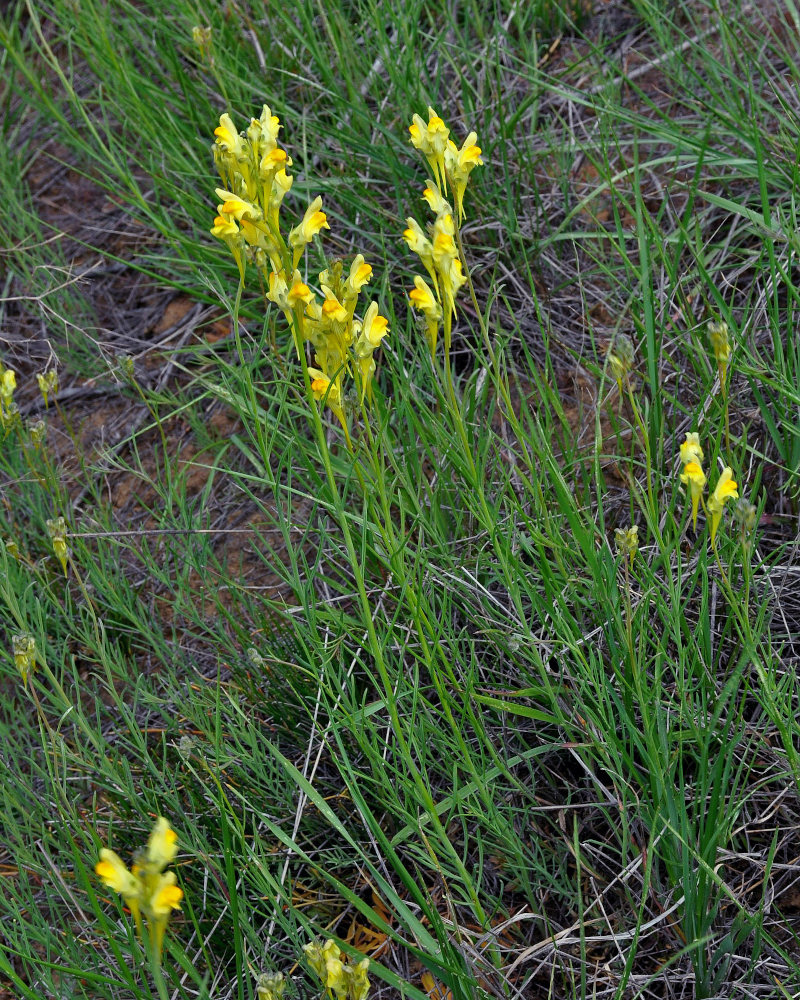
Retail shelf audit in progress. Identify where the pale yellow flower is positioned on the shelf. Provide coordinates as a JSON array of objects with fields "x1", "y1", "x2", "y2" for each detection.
[
  {"x1": 679, "y1": 432, "x2": 704, "y2": 467},
  {"x1": 444, "y1": 131, "x2": 483, "y2": 221},
  {"x1": 288, "y1": 196, "x2": 329, "y2": 266},
  {"x1": 145, "y1": 817, "x2": 178, "y2": 871},
  {"x1": 95, "y1": 848, "x2": 141, "y2": 901},
  {"x1": 148, "y1": 871, "x2": 183, "y2": 918},
  {"x1": 680, "y1": 460, "x2": 706, "y2": 531},
  {"x1": 347, "y1": 255, "x2": 373, "y2": 295},
  {"x1": 213, "y1": 113, "x2": 245, "y2": 158},
  {"x1": 409, "y1": 275, "x2": 442, "y2": 355},
  {"x1": 708, "y1": 467, "x2": 738, "y2": 546}
]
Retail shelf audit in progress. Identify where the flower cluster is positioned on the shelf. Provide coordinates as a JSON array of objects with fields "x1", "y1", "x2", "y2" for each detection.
[
  {"x1": 405, "y1": 107, "x2": 482, "y2": 359},
  {"x1": 210, "y1": 109, "x2": 389, "y2": 423},
  {"x1": 678, "y1": 433, "x2": 739, "y2": 545},
  {"x1": 303, "y1": 938, "x2": 370, "y2": 1000},
  {"x1": 95, "y1": 817, "x2": 183, "y2": 958}
]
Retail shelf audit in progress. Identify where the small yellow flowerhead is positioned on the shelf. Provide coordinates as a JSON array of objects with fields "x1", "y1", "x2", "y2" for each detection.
[
  {"x1": 192, "y1": 25, "x2": 213, "y2": 66},
  {"x1": 0, "y1": 367, "x2": 16, "y2": 405},
  {"x1": 145, "y1": 817, "x2": 179, "y2": 871},
  {"x1": 679, "y1": 432, "x2": 704, "y2": 467},
  {"x1": 708, "y1": 467, "x2": 738, "y2": 546},
  {"x1": 12, "y1": 633, "x2": 36, "y2": 684}
]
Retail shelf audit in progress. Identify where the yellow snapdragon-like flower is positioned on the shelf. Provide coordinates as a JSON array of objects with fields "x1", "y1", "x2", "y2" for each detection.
[
  {"x1": 422, "y1": 182, "x2": 450, "y2": 218},
  {"x1": 96, "y1": 848, "x2": 141, "y2": 900},
  {"x1": 708, "y1": 467, "x2": 738, "y2": 546},
  {"x1": 288, "y1": 196, "x2": 329, "y2": 266},
  {"x1": 214, "y1": 113, "x2": 245, "y2": 158},
  {"x1": 679, "y1": 432, "x2": 704, "y2": 467},
  {"x1": 409, "y1": 275, "x2": 442, "y2": 355},
  {"x1": 307, "y1": 368, "x2": 344, "y2": 419},
  {"x1": 444, "y1": 131, "x2": 483, "y2": 222},
  {"x1": 347, "y1": 255, "x2": 373, "y2": 295},
  {"x1": 353, "y1": 302, "x2": 390, "y2": 402},
  {"x1": 149, "y1": 871, "x2": 183, "y2": 918},
  {"x1": 145, "y1": 817, "x2": 178, "y2": 871},
  {"x1": 680, "y1": 460, "x2": 706, "y2": 531}
]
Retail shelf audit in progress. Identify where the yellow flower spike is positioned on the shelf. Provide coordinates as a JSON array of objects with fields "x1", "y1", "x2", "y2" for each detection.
[
  {"x1": 679, "y1": 432, "x2": 704, "y2": 467},
  {"x1": 409, "y1": 107, "x2": 450, "y2": 192},
  {"x1": 444, "y1": 131, "x2": 483, "y2": 222},
  {"x1": 288, "y1": 196, "x2": 329, "y2": 267},
  {"x1": 12, "y1": 633, "x2": 36, "y2": 684},
  {"x1": 708, "y1": 467, "x2": 739, "y2": 546},
  {"x1": 95, "y1": 848, "x2": 141, "y2": 901},
  {"x1": 680, "y1": 460, "x2": 706, "y2": 531},
  {"x1": 145, "y1": 817, "x2": 178, "y2": 871}
]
